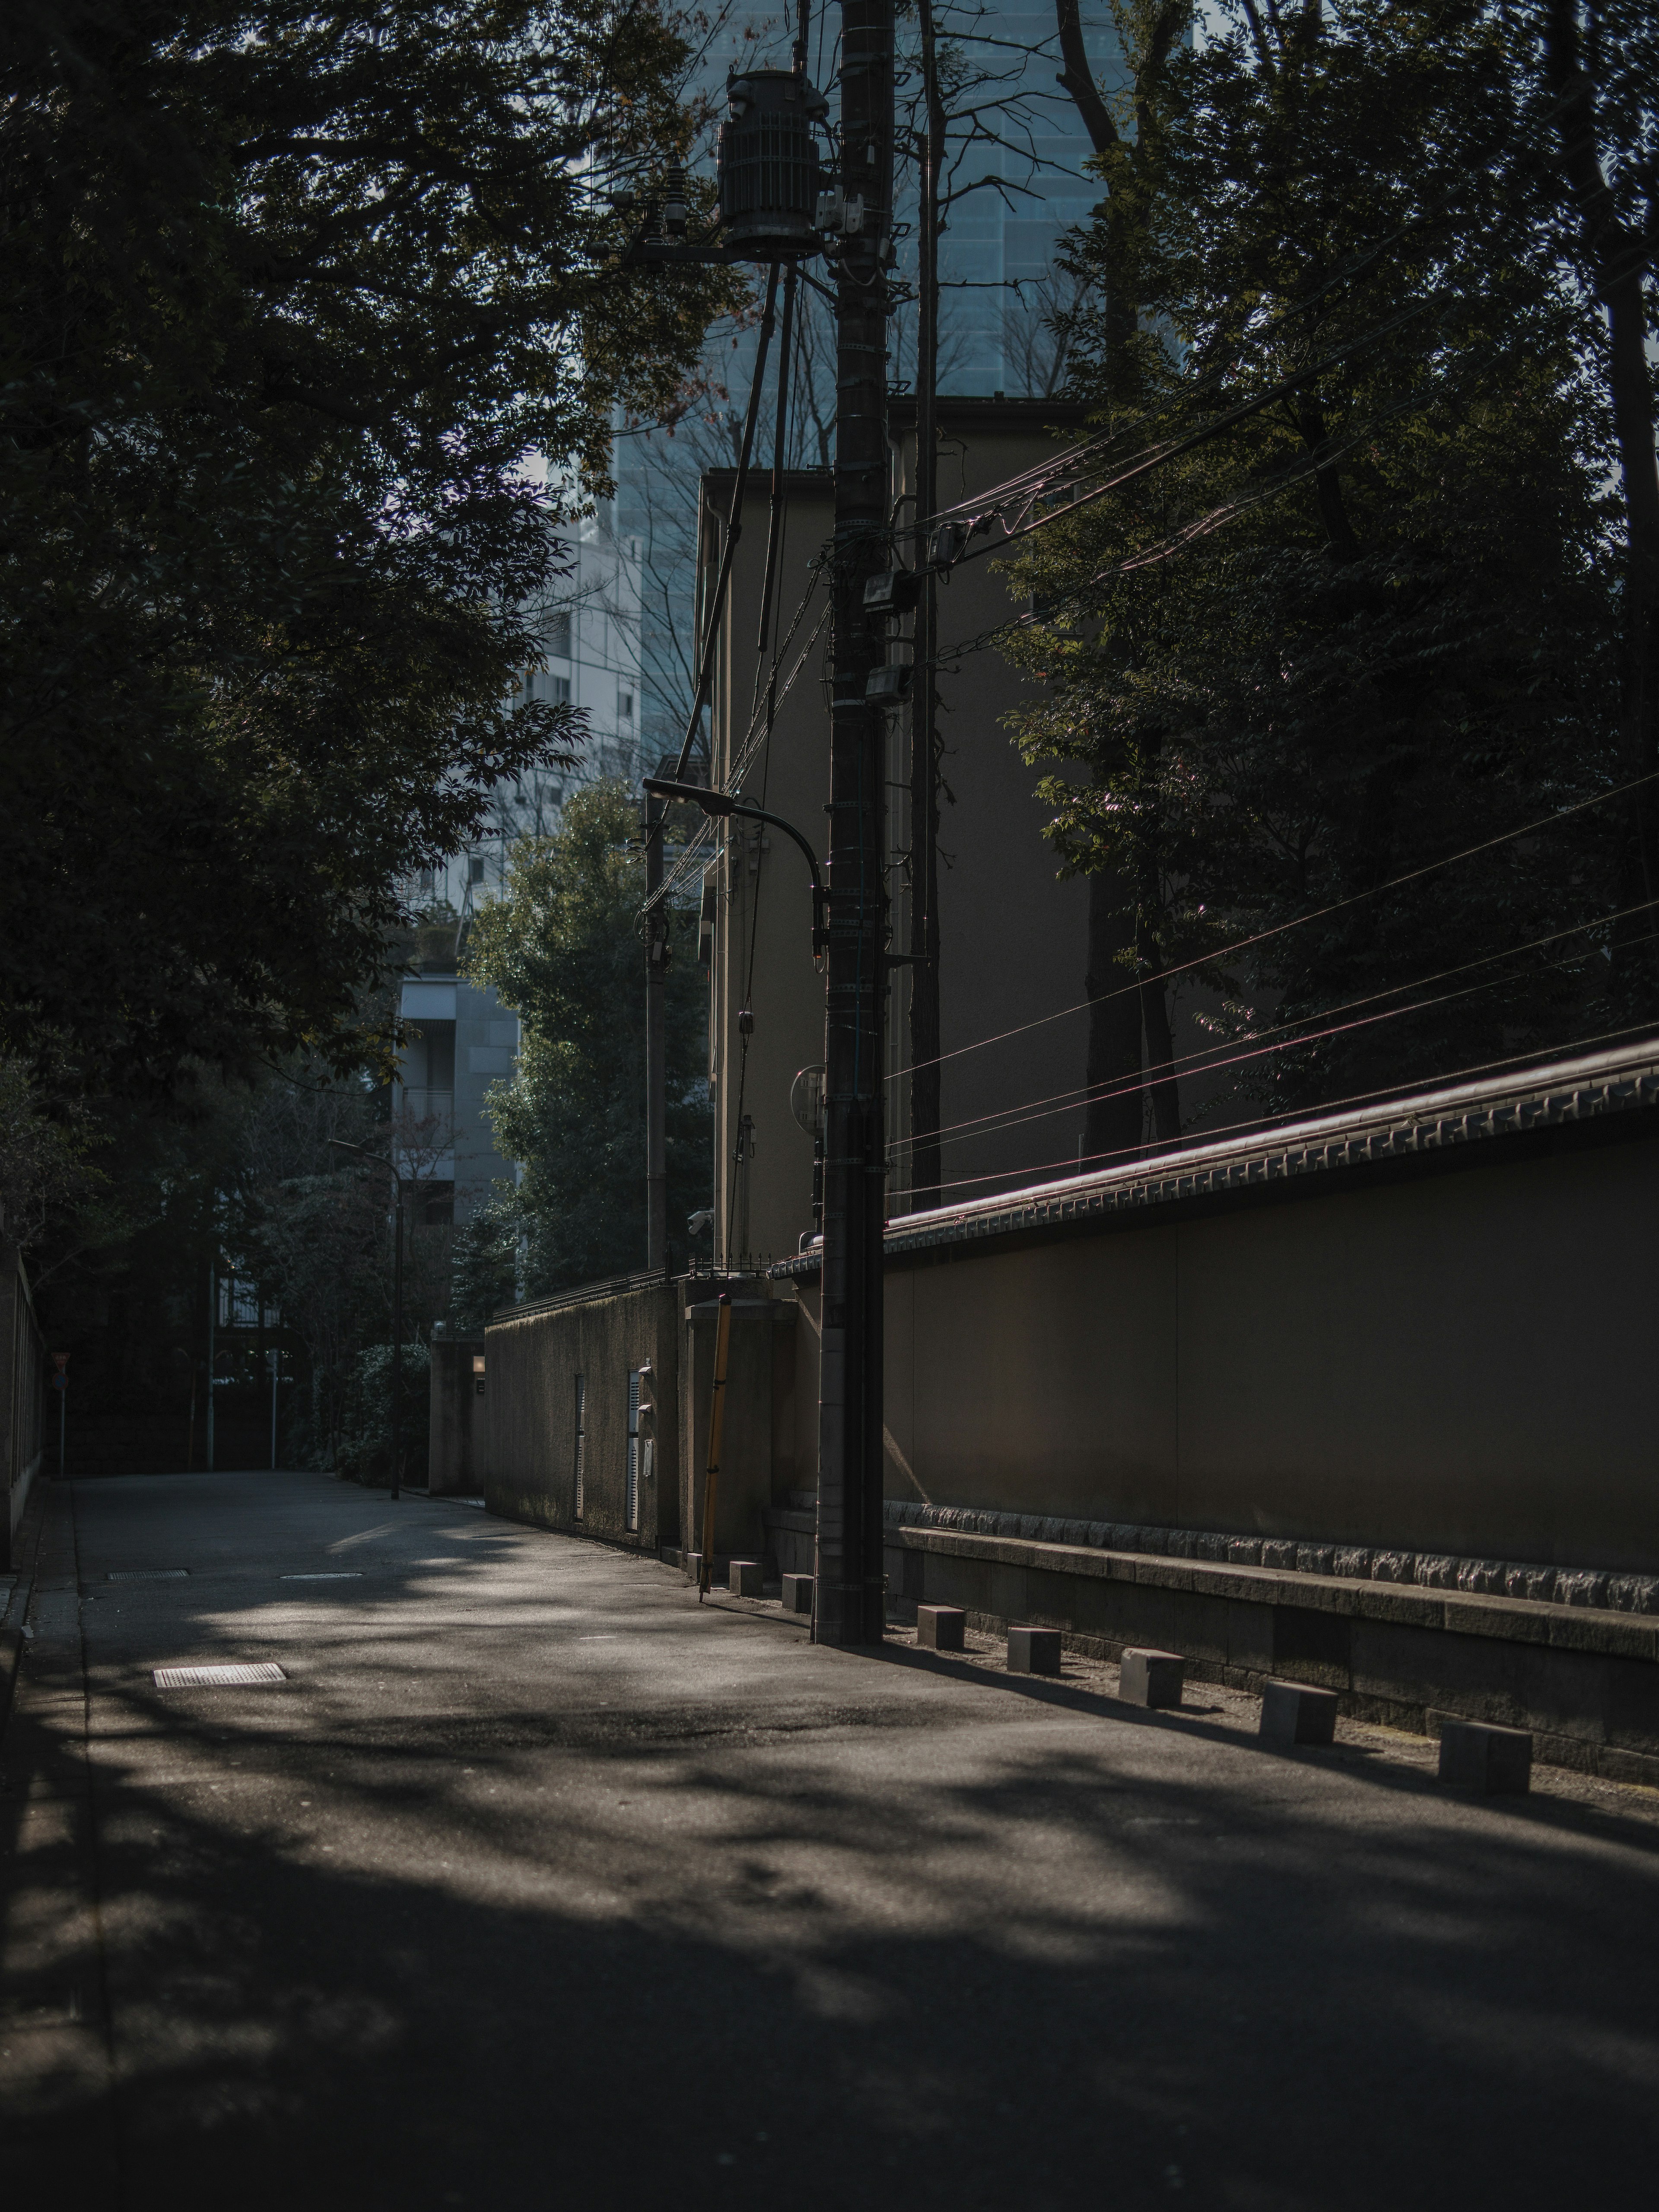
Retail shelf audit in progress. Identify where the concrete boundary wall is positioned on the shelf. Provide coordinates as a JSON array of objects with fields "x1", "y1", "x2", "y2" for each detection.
[
  {"x1": 484, "y1": 1278, "x2": 681, "y2": 1552},
  {"x1": 780, "y1": 1047, "x2": 1659, "y2": 1573}
]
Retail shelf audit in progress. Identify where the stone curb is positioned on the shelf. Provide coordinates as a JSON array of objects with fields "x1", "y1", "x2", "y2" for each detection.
[{"x1": 930, "y1": 1601, "x2": 1659, "y2": 1790}]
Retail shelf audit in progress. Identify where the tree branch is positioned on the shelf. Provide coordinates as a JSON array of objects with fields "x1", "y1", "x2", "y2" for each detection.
[{"x1": 1054, "y1": 0, "x2": 1119, "y2": 156}]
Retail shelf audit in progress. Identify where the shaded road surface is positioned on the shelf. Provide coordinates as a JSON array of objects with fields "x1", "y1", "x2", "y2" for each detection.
[{"x1": 4, "y1": 1471, "x2": 1659, "y2": 2211}]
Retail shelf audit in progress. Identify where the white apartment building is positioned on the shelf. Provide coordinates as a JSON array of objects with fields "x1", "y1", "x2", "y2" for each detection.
[
  {"x1": 412, "y1": 514, "x2": 646, "y2": 917},
  {"x1": 398, "y1": 513, "x2": 645, "y2": 1225}
]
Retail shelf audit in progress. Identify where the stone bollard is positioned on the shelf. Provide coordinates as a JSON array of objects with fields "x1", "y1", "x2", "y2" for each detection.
[
  {"x1": 1119, "y1": 1648, "x2": 1185, "y2": 1708},
  {"x1": 1007, "y1": 1625, "x2": 1063, "y2": 1675},
  {"x1": 1437, "y1": 1719, "x2": 1532, "y2": 1795},
  {"x1": 1259, "y1": 1680, "x2": 1339, "y2": 1745},
  {"x1": 917, "y1": 1604, "x2": 966, "y2": 1653},
  {"x1": 781, "y1": 1573, "x2": 814, "y2": 1615},
  {"x1": 684, "y1": 1552, "x2": 702, "y2": 1584},
  {"x1": 728, "y1": 1559, "x2": 764, "y2": 1598}
]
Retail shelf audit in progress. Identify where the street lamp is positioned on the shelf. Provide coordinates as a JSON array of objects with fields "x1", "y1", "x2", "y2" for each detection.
[
  {"x1": 642, "y1": 778, "x2": 827, "y2": 956},
  {"x1": 330, "y1": 1138, "x2": 405, "y2": 1501}
]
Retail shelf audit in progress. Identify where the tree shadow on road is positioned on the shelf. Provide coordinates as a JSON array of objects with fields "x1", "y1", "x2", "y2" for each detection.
[{"x1": 3, "y1": 1472, "x2": 1658, "y2": 2212}]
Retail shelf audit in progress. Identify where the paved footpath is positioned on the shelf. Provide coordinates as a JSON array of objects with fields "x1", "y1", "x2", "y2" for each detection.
[{"x1": 3, "y1": 1470, "x2": 1659, "y2": 2212}]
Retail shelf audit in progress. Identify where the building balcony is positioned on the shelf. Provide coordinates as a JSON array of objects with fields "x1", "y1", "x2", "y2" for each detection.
[{"x1": 396, "y1": 1087, "x2": 455, "y2": 1130}]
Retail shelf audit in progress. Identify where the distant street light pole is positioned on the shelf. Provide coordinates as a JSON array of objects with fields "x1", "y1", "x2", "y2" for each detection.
[
  {"x1": 268, "y1": 1346, "x2": 282, "y2": 1472},
  {"x1": 330, "y1": 1139, "x2": 405, "y2": 1500}
]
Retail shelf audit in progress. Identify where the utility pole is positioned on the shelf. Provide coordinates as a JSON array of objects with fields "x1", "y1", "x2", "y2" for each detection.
[
  {"x1": 644, "y1": 782, "x2": 668, "y2": 1271},
  {"x1": 815, "y1": 0, "x2": 894, "y2": 1647},
  {"x1": 206, "y1": 1259, "x2": 216, "y2": 1475},
  {"x1": 907, "y1": 0, "x2": 945, "y2": 1213}
]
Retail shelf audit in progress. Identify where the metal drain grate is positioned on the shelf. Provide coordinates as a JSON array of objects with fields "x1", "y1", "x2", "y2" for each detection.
[
  {"x1": 153, "y1": 1662, "x2": 287, "y2": 1689},
  {"x1": 279, "y1": 1572, "x2": 364, "y2": 1581},
  {"x1": 109, "y1": 1570, "x2": 189, "y2": 1582}
]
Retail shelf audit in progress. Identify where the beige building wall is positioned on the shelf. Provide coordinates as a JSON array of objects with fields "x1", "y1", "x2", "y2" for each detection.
[
  {"x1": 698, "y1": 467, "x2": 835, "y2": 1271},
  {"x1": 885, "y1": 400, "x2": 1094, "y2": 1214},
  {"x1": 698, "y1": 402, "x2": 1105, "y2": 1272}
]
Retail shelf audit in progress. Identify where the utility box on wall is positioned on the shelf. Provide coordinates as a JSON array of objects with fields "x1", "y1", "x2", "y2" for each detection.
[{"x1": 680, "y1": 1294, "x2": 797, "y2": 1569}]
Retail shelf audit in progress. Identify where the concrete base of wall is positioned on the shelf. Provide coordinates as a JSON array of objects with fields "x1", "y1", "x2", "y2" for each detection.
[
  {"x1": 887, "y1": 1525, "x2": 1659, "y2": 1787},
  {"x1": 485, "y1": 1481, "x2": 661, "y2": 1555},
  {"x1": 763, "y1": 1496, "x2": 815, "y2": 1581}
]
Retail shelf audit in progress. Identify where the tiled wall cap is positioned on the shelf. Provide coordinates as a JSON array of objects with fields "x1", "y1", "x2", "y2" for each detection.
[
  {"x1": 1370, "y1": 1551, "x2": 1417, "y2": 1584},
  {"x1": 1455, "y1": 1559, "x2": 1508, "y2": 1594}
]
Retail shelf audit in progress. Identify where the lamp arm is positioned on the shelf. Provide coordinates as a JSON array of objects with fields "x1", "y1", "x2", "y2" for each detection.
[
  {"x1": 725, "y1": 801, "x2": 827, "y2": 954},
  {"x1": 642, "y1": 776, "x2": 826, "y2": 956},
  {"x1": 328, "y1": 1137, "x2": 400, "y2": 1189}
]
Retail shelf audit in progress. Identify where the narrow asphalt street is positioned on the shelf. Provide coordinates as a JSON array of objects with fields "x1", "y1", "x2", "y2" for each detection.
[{"x1": 4, "y1": 1469, "x2": 1658, "y2": 2210}]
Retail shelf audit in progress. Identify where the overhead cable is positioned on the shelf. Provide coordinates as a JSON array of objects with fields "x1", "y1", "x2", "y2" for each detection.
[
  {"x1": 887, "y1": 766, "x2": 1659, "y2": 1085},
  {"x1": 890, "y1": 896, "x2": 1659, "y2": 1160},
  {"x1": 890, "y1": 79, "x2": 1586, "y2": 559},
  {"x1": 914, "y1": 1014, "x2": 1659, "y2": 1203},
  {"x1": 671, "y1": 261, "x2": 782, "y2": 782}
]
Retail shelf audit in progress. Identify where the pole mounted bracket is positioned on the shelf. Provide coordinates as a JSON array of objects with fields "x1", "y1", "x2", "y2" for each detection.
[{"x1": 623, "y1": 239, "x2": 749, "y2": 267}]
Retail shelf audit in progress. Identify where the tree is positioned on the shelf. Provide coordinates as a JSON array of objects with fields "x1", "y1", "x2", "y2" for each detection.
[
  {"x1": 0, "y1": 1054, "x2": 105, "y2": 1258},
  {"x1": 233, "y1": 1071, "x2": 455, "y2": 1470},
  {"x1": 1535, "y1": 0, "x2": 1659, "y2": 952},
  {"x1": 1002, "y1": 0, "x2": 1630, "y2": 1136},
  {"x1": 0, "y1": 0, "x2": 738, "y2": 1090},
  {"x1": 464, "y1": 780, "x2": 710, "y2": 1294}
]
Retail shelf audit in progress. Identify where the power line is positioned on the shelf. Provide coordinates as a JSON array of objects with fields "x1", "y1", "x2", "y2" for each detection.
[
  {"x1": 641, "y1": 588, "x2": 834, "y2": 920},
  {"x1": 641, "y1": 45, "x2": 1484, "y2": 931},
  {"x1": 727, "y1": 265, "x2": 801, "y2": 1269},
  {"x1": 671, "y1": 262, "x2": 782, "y2": 782},
  {"x1": 887, "y1": 766, "x2": 1659, "y2": 1087},
  {"x1": 890, "y1": 896, "x2": 1659, "y2": 1160},
  {"x1": 912, "y1": 1014, "x2": 1659, "y2": 1204},
  {"x1": 910, "y1": 359, "x2": 1477, "y2": 682},
  {"x1": 888, "y1": 79, "x2": 1585, "y2": 559},
  {"x1": 909, "y1": 298, "x2": 1439, "y2": 576}
]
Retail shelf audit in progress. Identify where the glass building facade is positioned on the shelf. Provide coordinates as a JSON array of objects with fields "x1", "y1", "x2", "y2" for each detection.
[{"x1": 614, "y1": 0, "x2": 1124, "y2": 760}]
